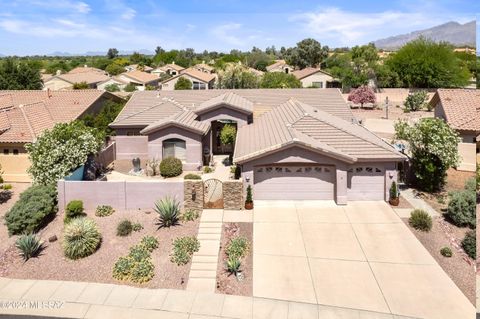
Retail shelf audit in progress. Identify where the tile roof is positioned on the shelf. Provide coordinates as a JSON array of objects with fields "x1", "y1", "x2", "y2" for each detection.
[
  {"x1": 193, "y1": 63, "x2": 214, "y2": 72},
  {"x1": 68, "y1": 66, "x2": 106, "y2": 74},
  {"x1": 141, "y1": 109, "x2": 210, "y2": 135},
  {"x1": 234, "y1": 99, "x2": 404, "y2": 163},
  {"x1": 159, "y1": 64, "x2": 185, "y2": 72},
  {"x1": 0, "y1": 90, "x2": 110, "y2": 143},
  {"x1": 181, "y1": 68, "x2": 217, "y2": 83},
  {"x1": 110, "y1": 99, "x2": 184, "y2": 127},
  {"x1": 126, "y1": 64, "x2": 153, "y2": 72},
  {"x1": 120, "y1": 70, "x2": 160, "y2": 84},
  {"x1": 431, "y1": 89, "x2": 480, "y2": 132},
  {"x1": 194, "y1": 92, "x2": 253, "y2": 115},
  {"x1": 266, "y1": 60, "x2": 289, "y2": 71},
  {"x1": 54, "y1": 72, "x2": 110, "y2": 85},
  {"x1": 292, "y1": 67, "x2": 333, "y2": 80}
]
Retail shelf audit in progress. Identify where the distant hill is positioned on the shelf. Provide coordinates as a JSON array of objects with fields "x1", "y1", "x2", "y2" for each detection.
[{"x1": 373, "y1": 21, "x2": 476, "y2": 50}]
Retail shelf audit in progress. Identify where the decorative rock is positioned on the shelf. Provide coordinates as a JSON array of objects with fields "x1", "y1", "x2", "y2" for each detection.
[{"x1": 48, "y1": 235, "x2": 57, "y2": 242}]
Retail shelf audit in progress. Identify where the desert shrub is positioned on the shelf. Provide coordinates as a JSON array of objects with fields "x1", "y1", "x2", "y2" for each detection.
[
  {"x1": 132, "y1": 222, "x2": 143, "y2": 232},
  {"x1": 16, "y1": 234, "x2": 43, "y2": 261},
  {"x1": 129, "y1": 245, "x2": 150, "y2": 262},
  {"x1": 117, "y1": 220, "x2": 133, "y2": 236},
  {"x1": 2, "y1": 184, "x2": 12, "y2": 190},
  {"x1": 95, "y1": 205, "x2": 114, "y2": 217},
  {"x1": 225, "y1": 256, "x2": 241, "y2": 276},
  {"x1": 63, "y1": 218, "x2": 101, "y2": 259},
  {"x1": 140, "y1": 236, "x2": 159, "y2": 252},
  {"x1": 104, "y1": 83, "x2": 120, "y2": 92},
  {"x1": 184, "y1": 174, "x2": 201, "y2": 180},
  {"x1": 347, "y1": 85, "x2": 376, "y2": 106},
  {"x1": 445, "y1": 182, "x2": 476, "y2": 228},
  {"x1": 226, "y1": 236, "x2": 250, "y2": 259},
  {"x1": 64, "y1": 200, "x2": 84, "y2": 223},
  {"x1": 124, "y1": 83, "x2": 136, "y2": 92},
  {"x1": 155, "y1": 197, "x2": 180, "y2": 228},
  {"x1": 5, "y1": 185, "x2": 57, "y2": 235},
  {"x1": 461, "y1": 231, "x2": 476, "y2": 259},
  {"x1": 203, "y1": 166, "x2": 213, "y2": 173},
  {"x1": 180, "y1": 209, "x2": 199, "y2": 222},
  {"x1": 160, "y1": 157, "x2": 182, "y2": 177},
  {"x1": 440, "y1": 247, "x2": 453, "y2": 258},
  {"x1": 171, "y1": 236, "x2": 200, "y2": 265},
  {"x1": 112, "y1": 256, "x2": 135, "y2": 281},
  {"x1": 408, "y1": 209, "x2": 432, "y2": 232},
  {"x1": 404, "y1": 91, "x2": 428, "y2": 112},
  {"x1": 130, "y1": 259, "x2": 155, "y2": 283}
]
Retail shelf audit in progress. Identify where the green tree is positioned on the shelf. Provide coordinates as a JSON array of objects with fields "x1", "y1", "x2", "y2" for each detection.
[
  {"x1": 104, "y1": 83, "x2": 120, "y2": 92},
  {"x1": 81, "y1": 100, "x2": 125, "y2": 136},
  {"x1": 260, "y1": 72, "x2": 301, "y2": 88},
  {"x1": 107, "y1": 48, "x2": 119, "y2": 59},
  {"x1": 386, "y1": 37, "x2": 470, "y2": 88},
  {"x1": 174, "y1": 77, "x2": 192, "y2": 90},
  {"x1": 105, "y1": 63, "x2": 125, "y2": 75},
  {"x1": 220, "y1": 124, "x2": 236, "y2": 145},
  {"x1": 26, "y1": 121, "x2": 104, "y2": 185},
  {"x1": 394, "y1": 118, "x2": 460, "y2": 192},
  {"x1": 404, "y1": 91, "x2": 429, "y2": 112},
  {"x1": 124, "y1": 83, "x2": 137, "y2": 92},
  {"x1": 286, "y1": 38, "x2": 329, "y2": 69},
  {"x1": 72, "y1": 82, "x2": 90, "y2": 89},
  {"x1": 0, "y1": 59, "x2": 43, "y2": 90},
  {"x1": 217, "y1": 63, "x2": 259, "y2": 89}
]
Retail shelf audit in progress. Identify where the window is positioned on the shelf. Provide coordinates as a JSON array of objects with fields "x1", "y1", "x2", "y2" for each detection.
[
  {"x1": 3, "y1": 149, "x2": 8, "y2": 155},
  {"x1": 324, "y1": 167, "x2": 330, "y2": 173},
  {"x1": 13, "y1": 149, "x2": 18, "y2": 155},
  {"x1": 375, "y1": 168, "x2": 382, "y2": 173},
  {"x1": 304, "y1": 167, "x2": 312, "y2": 173},
  {"x1": 356, "y1": 167, "x2": 363, "y2": 173},
  {"x1": 257, "y1": 167, "x2": 263, "y2": 173},
  {"x1": 285, "y1": 167, "x2": 291, "y2": 173},
  {"x1": 314, "y1": 167, "x2": 322, "y2": 172},
  {"x1": 163, "y1": 138, "x2": 186, "y2": 161},
  {"x1": 366, "y1": 167, "x2": 373, "y2": 173},
  {"x1": 275, "y1": 167, "x2": 282, "y2": 173},
  {"x1": 192, "y1": 81, "x2": 206, "y2": 90},
  {"x1": 312, "y1": 82, "x2": 323, "y2": 88}
]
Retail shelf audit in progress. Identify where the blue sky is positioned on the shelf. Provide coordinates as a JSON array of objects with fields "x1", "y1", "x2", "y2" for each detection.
[{"x1": 0, "y1": 0, "x2": 477, "y2": 56}]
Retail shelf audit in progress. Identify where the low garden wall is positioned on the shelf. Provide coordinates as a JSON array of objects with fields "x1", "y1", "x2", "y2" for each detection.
[{"x1": 57, "y1": 180, "x2": 184, "y2": 211}]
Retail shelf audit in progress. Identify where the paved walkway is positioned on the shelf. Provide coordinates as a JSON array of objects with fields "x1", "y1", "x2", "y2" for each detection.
[
  {"x1": 202, "y1": 155, "x2": 231, "y2": 181},
  {"x1": 187, "y1": 210, "x2": 224, "y2": 292},
  {"x1": 400, "y1": 188, "x2": 439, "y2": 217},
  {"x1": 252, "y1": 200, "x2": 474, "y2": 319},
  {"x1": 0, "y1": 277, "x2": 417, "y2": 319}
]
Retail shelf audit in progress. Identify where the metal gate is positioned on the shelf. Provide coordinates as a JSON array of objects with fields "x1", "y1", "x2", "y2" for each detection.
[{"x1": 204, "y1": 178, "x2": 223, "y2": 208}]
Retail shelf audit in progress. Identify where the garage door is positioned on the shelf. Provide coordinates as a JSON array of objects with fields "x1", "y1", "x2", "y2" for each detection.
[
  {"x1": 347, "y1": 166, "x2": 385, "y2": 200},
  {"x1": 254, "y1": 165, "x2": 335, "y2": 200}
]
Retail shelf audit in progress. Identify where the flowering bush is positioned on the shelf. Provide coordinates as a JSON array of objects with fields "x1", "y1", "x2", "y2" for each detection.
[
  {"x1": 26, "y1": 121, "x2": 104, "y2": 185},
  {"x1": 394, "y1": 118, "x2": 459, "y2": 192},
  {"x1": 347, "y1": 85, "x2": 376, "y2": 105}
]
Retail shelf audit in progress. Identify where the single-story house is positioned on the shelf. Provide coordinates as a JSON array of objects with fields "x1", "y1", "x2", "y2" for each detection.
[
  {"x1": 68, "y1": 66, "x2": 107, "y2": 75},
  {"x1": 160, "y1": 68, "x2": 216, "y2": 90},
  {"x1": 117, "y1": 70, "x2": 161, "y2": 90},
  {"x1": 192, "y1": 63, "x2": 215, "y2": 74},
  {"x1": 431, "y1": 88, "x2": 479, "y2": 171},
  {"x1": 43, "y1": 71, "x2": 110, "y2": 90},
  {"x1": 152, "y1": 63, "x2": 186, "y2": 77},
  {"x1": 110, "y1": 89, "x2": 404, "y2": 204},
  {"x1": 96, "y1": 77, "x2": 129, "y2": 91},
  {"x1": 0, "y1": 90, "x2": 122, "y2": 182},
  {"x1": 292, "y1": 67, "x2": 340, "y2": 88},
  {"x1": 125, "y1": 64, "x2": 154, "y2": 73},
  {"x1": 266, "y1": 60, "x2": 293, "y2": 74}
]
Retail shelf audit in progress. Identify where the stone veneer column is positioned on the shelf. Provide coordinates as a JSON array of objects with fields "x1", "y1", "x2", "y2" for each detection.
[
  {"x1": 184, "y1": 180, "x2": 204, "y2": 212},
  {"x1": 223, "y1": 180, "x2": 243, "y2": 210}
]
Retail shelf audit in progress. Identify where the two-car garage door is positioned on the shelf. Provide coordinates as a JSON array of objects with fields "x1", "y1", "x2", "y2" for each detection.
[{"x1": 254, "y1": 165, "x2": 334, "y2": 200}]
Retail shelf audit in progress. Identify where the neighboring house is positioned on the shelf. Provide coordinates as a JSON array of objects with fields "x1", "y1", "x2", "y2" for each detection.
[
  {"x1": 266, "y1": 59, "x2": 293, "y2": 74},
  {"x1": 292, "y1": 67, "x2": 340, "y2": 88},
  {"x1": 125, "y1": 64, "x2": 154, "y2": 73},
  {"x1": 160, "y1": 68, "x2": 216, "y2": 90},
  {"x1": 247, "y1": 67, "x2": 264, "y2": 77},
  {"x1": 0, "y1": 90, "x2": 122, "y2": 182},
  {"x1": 110, "y1": 89, "x2": 404, "y2": 204},
  {"x1": 68, "y1": 66, "x2": 107, "y2": 75},
  {"x1": 192, "y1": 63, "x2": 215, "y2": 74},
  {"x1": 431, "y1": 88, "x2": 480, "y2": 171},
  {"x1": 97, "y1": 77, "x2": 129, "y2": 91},
  {"x1": 117, "y1": 70, "x2": 161, "y2": 90},
  {"x1": 43, "y1": 71, "x2": 110, "y2": 90},
  {"x1": 152, "y1": 63, "x2": 186, "y2": 77}
]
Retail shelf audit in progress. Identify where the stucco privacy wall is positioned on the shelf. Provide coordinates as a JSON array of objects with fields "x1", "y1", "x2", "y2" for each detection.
[
  {"x1": 0, "y1": 154, "x2": 31, "y2": 183},
  {"x1": 115, "y1": 136, "x2": 148, "y2": 161},
  {"x1": 148, "y1": 126, "x2": 203, "y2": 171},
  {"x1": 57, "y1": 180, "x2": 184, "y2": 211}
]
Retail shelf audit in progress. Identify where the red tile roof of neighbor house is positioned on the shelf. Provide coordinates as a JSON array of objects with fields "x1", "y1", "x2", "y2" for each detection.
[
  {"x1": 54, "y1": 72, "x2": 110, "y2": 85},
  {"x1": 179, "y1": 68, "x2": 217, "y2": 83},
  {"x1": 266, "y1": 59, "x2": 289, "y2": 71},
  {"x1": 0, "y1": 90, "x2": 111, "y2": 143},
  {"x1": 121, "y1": 70, "x2": 160, "y2": 84},
  {"x1": 292, "y1": 67, "x2": 333, "y2": 80},
  {"x1": 430, "y1": 89, "x2": 480, "y2": 132},
  {"x1": 68, "y1": 66, "x2": 106, "y2": 74},
  {"x1": 233, "y1": 99, "x2": 405, "y2": 163}
]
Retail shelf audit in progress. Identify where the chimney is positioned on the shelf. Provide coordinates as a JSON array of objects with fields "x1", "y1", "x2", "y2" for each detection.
[
  {"x1": 46, "y1": 88, "x2": 52, "y2": 98},
  {"x1": 56, "y1": 70, "x2": 61, "y2": 76},
  {"x1": 172, "y1": 61, "x2": 175, "y2": 65}
]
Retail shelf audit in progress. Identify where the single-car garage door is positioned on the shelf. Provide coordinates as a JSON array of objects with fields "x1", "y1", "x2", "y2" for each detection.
[
  {"x1": 347, "y1": 166, "x2": 385, "y2": 200},
  {"x1": 254, "y1": 165, "x2": 335, "y2": 200}
]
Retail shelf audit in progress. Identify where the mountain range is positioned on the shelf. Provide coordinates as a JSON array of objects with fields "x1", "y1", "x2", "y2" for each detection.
[{"x1": 373, "y1": 21, "x2": 476, "y2": 50}]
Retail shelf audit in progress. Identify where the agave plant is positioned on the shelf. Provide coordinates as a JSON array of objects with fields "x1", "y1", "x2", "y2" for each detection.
[
  {"x1": 225, "y1": 256, "x2": 241, "y2": 277},
  {"x1": 16, "y1": 234, "x2": 43, "y2": 261},
  {"x1": 63, "y1": 217, "x2": 101, "y2": 260},
  {"x1": 154, "y1": 197, "x2": 180, "y2": 228}
]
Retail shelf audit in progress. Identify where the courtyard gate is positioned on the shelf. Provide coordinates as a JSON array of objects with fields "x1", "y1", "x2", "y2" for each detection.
[{"x1": 203, "y1": 178, "x2": 223, "y2": 209}]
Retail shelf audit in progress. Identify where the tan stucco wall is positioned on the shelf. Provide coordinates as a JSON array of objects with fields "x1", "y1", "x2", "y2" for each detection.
[
  {"x1": 43, "y1": 78, "x2": 72, "y2": 90},
  {"x1": 300, "y1": 73, "x2": 334, "y2": 88},
  {"x1": 457, "y1": 142, "x2": 476, "y2": 172},
  {"x1": 0, "y1": 154, "x2": 32, "y2": 183},
  {"x1": 161, "y1": 75, "x2": 211, "y2": 91}
]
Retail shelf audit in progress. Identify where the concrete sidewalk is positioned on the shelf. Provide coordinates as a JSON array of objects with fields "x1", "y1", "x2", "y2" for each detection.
[{"x1": 0, "y1": 277, "x2": 413, "y2": 319}]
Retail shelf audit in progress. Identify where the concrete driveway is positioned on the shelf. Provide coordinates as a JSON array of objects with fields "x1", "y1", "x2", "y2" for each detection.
[{"x1": 252, "y1": 200, "x2": 475, "y2": 319}]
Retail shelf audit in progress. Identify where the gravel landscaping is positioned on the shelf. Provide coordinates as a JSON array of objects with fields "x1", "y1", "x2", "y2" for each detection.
[
  {"x1": 216, "y1": 222, "x2": 253, "y2": 296},
  {"x1": 0, "y1": 206, "x2": 200, "y2": 289}
]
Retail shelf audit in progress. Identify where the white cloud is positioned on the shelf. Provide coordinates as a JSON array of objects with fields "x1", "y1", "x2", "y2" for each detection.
[
  {"x1": 211, "y1": 23, "x2": 245, "y2": 46},
  {"x1": 121, "y1": 8, "x2": 136, "y2": 20},
  {"x1": 186, "y1": 24, "x2": 196, "y2": 32},
  {"x1": 28, "y1": 1, "x2": 91, "y2": 14}
]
